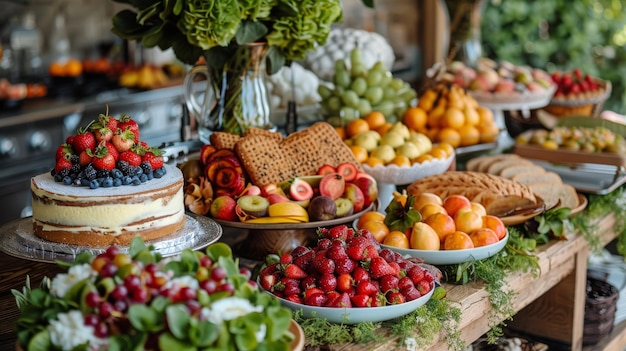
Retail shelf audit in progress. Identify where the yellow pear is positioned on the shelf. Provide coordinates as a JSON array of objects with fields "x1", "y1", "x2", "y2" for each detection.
[{"x1": 410, "y1": 222, "x2": 441, "y2": 250}]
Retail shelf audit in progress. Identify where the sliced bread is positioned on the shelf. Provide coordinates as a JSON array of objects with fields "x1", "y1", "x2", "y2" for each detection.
[
  {"x1": 512, "y1": 172, "x2": 563, "y2": 186},
  {"x1": 486, "y1": 158, "x2": 534, "y2": 176},
  {"x1": 528, "y1": 183, "x2": 579, "y2": 210},
  {"x1": 500, "y1": 164, "x2": 546, "y2": 179}
]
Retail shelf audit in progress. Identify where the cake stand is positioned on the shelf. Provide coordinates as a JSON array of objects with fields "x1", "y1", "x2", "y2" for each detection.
[
  {"x1": 215, "y1": 202, "x2": 375, "y2": 260},
  {"x1": 0, "y1": 213, "x2": 222, "y2": 263},
  {"x1": 362, "y1": 153, "x2": 455, "y2": 212}
]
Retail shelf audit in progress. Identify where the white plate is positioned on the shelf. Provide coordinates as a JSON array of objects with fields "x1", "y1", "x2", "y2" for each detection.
[
  {"x1": 269, "y1": 286, "x2": 433, "y2": 324},
  {"x1": 361, "y1": 152, "x2": 455, "y2": 185},
  {"x1": 382, "y1": 231, "x2": 509, "y2": 265}
]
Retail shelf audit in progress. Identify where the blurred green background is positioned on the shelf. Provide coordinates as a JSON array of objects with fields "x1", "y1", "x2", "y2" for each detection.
[{"x1": 477, "y1": 0, "x2": 626, "y2": 113}]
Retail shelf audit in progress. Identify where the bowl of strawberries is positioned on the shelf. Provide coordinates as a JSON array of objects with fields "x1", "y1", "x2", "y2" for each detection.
[{"x1": 257, "y1": 224, "x2": 437, "y2": 324}]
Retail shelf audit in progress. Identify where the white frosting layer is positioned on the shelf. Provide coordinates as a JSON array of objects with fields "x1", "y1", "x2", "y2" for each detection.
[{"x1": 31, "y1": 165, "x2": 185, "y2": 236}]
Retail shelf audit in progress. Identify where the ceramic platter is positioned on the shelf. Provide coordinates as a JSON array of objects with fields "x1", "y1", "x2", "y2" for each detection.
[
  {"x1": 214, "y1": 202, "x2": 375, "y2": 230},
  {"x1": 267, "y1": 286, "x2": 433, "y2": 324},
  {"x1": 382, "y1": 232, "x2": 509, "y2": 266},
  {"x1": 0, "y1": 213, "x2": 222, "y2": 263}
]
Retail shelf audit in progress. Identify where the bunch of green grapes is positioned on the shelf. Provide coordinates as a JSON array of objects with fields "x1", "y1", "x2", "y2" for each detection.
[{"x1": 318, "y1": 48, "x2": 417, "y2": 126}]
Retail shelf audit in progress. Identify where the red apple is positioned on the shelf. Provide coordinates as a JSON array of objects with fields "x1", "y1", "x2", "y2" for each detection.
[
  {"x1": 210, "y1": 195, "x2": 238, "y2": 221},
  {"x1": 343, "y1": 183, "x2": 365, "y2": 213},
  {"x1": 442, "y1": 194, "x2": 472, "y2": 218}
]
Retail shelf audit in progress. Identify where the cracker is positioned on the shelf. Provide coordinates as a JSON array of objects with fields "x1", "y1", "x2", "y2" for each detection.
[
  {"x1": 234, "y1": 135, "x2": 296, "y2": 186},
  {"x1": 209, "y1": 132, "x2": 240, "y2": 150}
]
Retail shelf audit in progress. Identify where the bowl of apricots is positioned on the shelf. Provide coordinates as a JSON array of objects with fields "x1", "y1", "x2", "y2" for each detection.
[{"x1": 353, "y1": 192, "x2": 509, "y2": 265}]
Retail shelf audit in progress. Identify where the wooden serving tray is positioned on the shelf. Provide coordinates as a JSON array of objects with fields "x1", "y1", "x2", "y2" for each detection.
[{"x1": 514, "y1": 143, "x2": 626, "y2": 168}]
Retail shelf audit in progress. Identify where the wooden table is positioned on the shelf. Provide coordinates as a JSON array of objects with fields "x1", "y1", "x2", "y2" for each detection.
[{"x1": 0, "y1": 215, "x2": 623, "y2": 350}]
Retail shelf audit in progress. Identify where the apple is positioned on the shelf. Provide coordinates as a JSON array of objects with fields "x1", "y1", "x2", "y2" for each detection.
[
  {"x1": 343, "y1": 183, "x2": 365, "y2": 213},
  {"x1": 237, "y1": 195, "x2": 270, "y2": 218},
  {"x1": 289, "y1": 178, "x2": 314, "y2": 201},
  {"x1": 353, "y1": 175, "x2": 377, "y2": 208},
  {"x1": 335, "y1": 198, "x2": 354, "y2": 218},
  {"x1": 210, "y1": 195, "x2": 238, "y2": 221},
  {"x1": 308, "y1": 196, "x2": 337, "y2": 221},
  {"x1": 379, "y1": 131, "x2": 405, "y2": 149},
  {"x1": 370, "y1": 145, "x2": 396, "y2": 164},
  {"x1": 319, "y1": 173, "x2": 346, "y2": 200}
]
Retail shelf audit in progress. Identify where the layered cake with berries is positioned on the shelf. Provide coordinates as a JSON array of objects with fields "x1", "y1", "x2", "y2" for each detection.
[{"x1": 30, "y1": 113, "x2": 186, "y2": 247}]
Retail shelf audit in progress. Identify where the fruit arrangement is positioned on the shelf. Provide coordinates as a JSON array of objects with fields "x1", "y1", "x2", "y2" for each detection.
[
  {"x1": 409, "y1": 83, "x2": 500, "y2": 148},
  {"x1": 257, "y1": 224, "x2": 437, "y2": 308},
  {"x1": 52, "y1": 110, "x2": 166, "y2": 189},
  {"x1": 117, "y1": 64, "x2": 172, "y2": 90},
  {"x1": 544, "y1": 69, "x2": 611, "y2": 117},
  {"x1": 339, "y1": 114, "x2": 455, "y2": 167},
  {"x1": 13, "y1": 239, "x2": 295, "y2": 350},
  {"x1": 438, "y1": 58, "x2": 554, "y2": 96},
  {"x1": 181, "y1": 145, "x2": 378, "y2": 224},
  {"x1": 318, "y1": 47, "x2": 417, "y2": 126},
  {"x1": 515, "y1": 126, "x2": 626, "y2": 153},
  {"x1": 356, "y1": 192, "x2": 507, "y2": 252},
  {"x1": 48, "y1": 58, "x2": 84, "y2": 78}
]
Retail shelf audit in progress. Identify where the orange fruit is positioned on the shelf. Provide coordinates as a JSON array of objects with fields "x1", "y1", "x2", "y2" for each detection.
[
  {"x1": 428, "y1": 147, "x2": 449, "y2": 160},
  {"x1": 463, "y1": 107, "x2": 480, "y2": 126},
  {"x1": 414, "y1": 154, "x2": 434, "y2": 164},
  {"x1": 375, "y1": 122, "x2": 393, "y2": 136},
  {"x1": 383, "y1": 230, "x2": 410, "y2": 249},
  {"x1": 441, "y1": 107, "x2": 465, "y2": 129},
  {"x1": 360, "y1": 220, "x2": 390, "y2": 243},
  {"x1": 349, "y1": 145, "x2": 369, "y2": 163},
  {"x1": 403, "y1": 107, "x2": 428, "y2": 131},
  {"x1": 389, "y1": 155, "x2": 411, "y2": 167},
  {"x1": 64, "y1": 59, "x2": 83, "y2": 77},
  {"x1": 476, "y1": 106, "x2": 494, "y2": 125},
  {"x1": 454, "y1": 208, "x2": 484, "y2": 235},
  {"x1": 470, "y1": 228, "x2": 500, "y2": 248},
  {"x1": 427, "y1": 106, "x2": 445, "y2": 128},
  {"x1": 423, "y1": 212, "x2": 456, "y2": 242},
  {"x1": 357, "y1": 211, "x2": 386, "y2": 229},
  {"x1": 479, "y1": 122, "x2": 500, "y2": 143},
  {"x1": 417, "y1": 91, "x2": 437, "y2": 112},
  {"x1": 434, "y1": 142, "x2": 454, "y2": 158},
  {"x1": 443, "y1": 231, "x2": 475, "y2": 250},
  {"x1": 437, "y1": 128, "x2": 461, "y2": 148},
  {"x1": 458, "y1": 125, "x2": 480, "y2": 146},
  {"x1": 49, "y1": 62, "x2": 64, "y2": 77},
  {"x1": 334, "y1": 127, "x2": 347, "y2": 140},
  {"x1": 363, "y1": 111, "x2": 387, "y2": 130},
  {"x1": 346, "y1": 119, "x2": 370, "y2": 138},
  {"x1": 364, "y1": 156, "x2": 384, "y2": 168}
]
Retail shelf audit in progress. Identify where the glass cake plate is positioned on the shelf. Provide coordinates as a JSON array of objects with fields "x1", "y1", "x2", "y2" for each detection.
[{"x1": 0, "y1": 213, "x2": 222, "y2": 263}]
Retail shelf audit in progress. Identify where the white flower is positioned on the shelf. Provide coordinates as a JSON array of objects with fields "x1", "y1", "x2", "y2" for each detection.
[
  {"x1": 50, "y1": 264, "x2": 96, "y2": 298},
  {"x1": 255, "y1": 323, "x2": 267, "y2": 342},
  {"x1": 404, "y1": 337, "x2": 418, "y2": 351},
  {"x1": 47, "y1": 310, "x2": 106, "y2": 351},
  {"x1": 161, "y1": 275, "x2": 198, "y2": 295},
  {"x1": 204, "y1": 297, "x2": 264, "y2": 325}
]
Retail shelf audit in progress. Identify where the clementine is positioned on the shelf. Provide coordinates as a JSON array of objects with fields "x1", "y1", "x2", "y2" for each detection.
[
  {"x1": 482, "y1": 215, "x2": 507, "y2": 240},
  {"x1": 364, "y1": 156, "x2": 384, "y2": 168},
  {"x1": 349, "y1": 145, "x2": 369, "y2": 163},
  {"x1": 363, "y1": 111, "x2": 387, "y2": 130},
  {"x1": 334, "y1": 126, "x2": 347, "y2": 140},
  {"x1": 403, "y1": 107, "x2": 428, "y2": 131},
  {"x1": 356, "y1": 211, "x2": 386, "y2": 229},
  {"x1": 389, "y1": 155, "x2": 411, "y2": 167},
  {"x1": 346, "y1": 118, "x2": 370, "y2": 138},
  {"x1": 360, "y1": 220, "x2": 390, "y2": 243},
  {"x1": 441, "y1": 107, "x2": 465, "y2": 129},
  {"x1": 437, "y1": 128, "x2": 461, "y2": 148},
  {"x1": 470, "y1": 228, "x2": 499, "y2": 247}
]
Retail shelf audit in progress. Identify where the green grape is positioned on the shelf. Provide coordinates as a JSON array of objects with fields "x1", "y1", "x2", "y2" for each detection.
[
  {"x1": 382, "y1": 86, "x2": 396, "y2": 100},
  {"x1": 317, "y1": 85, "x2": 333, "y2": 100},
  {"x1": 364, "y1": 86, "x2": 384, "y2": 105},
  {"x1": 334, "y1": 70, "x2": 352, "y2": 88},
  {"x1": 357, "y1": 98, "x2": 372, "y2": 117},
  {"x1": 399, "y1": 89, "x2": 417, "y2": 103},
  {"x1": 351, "y1": 62, "x2": 367, "y2": 78},
  {"x1": 390, "y1": 78, "x2": 406, "y2": 91},
  {"x1": 375, "y1": 100, "x2": 395, "y2": 117},
  {"x1": 366, "y1": 70, "x2": 384, "y2": 87},
  {"x1": 340, "y1": 106, "x2": 359, "y2": 121},
  {"x1": 341, "y1": 90, "x2": 360, "y2": 109},
  {"x1": 380, "y1": 71, "x2": 393, "y2": 86},
  {"x1": 335, "y1": 59, "x2": 348, "y2": 74},
  {"x1": 370, "y1": 61, "x2": 387, "y2": 74},
  {"x1": 350, "y1": 77, "x2": 368, "y2": 96},
  {"x1": 350, "y1": 47, "x2": 363, "y2": 67},
  {"x1": 326, "y1": 116, "x2": 344, "y2": 127},
  {"x1": 325, "y1": 96, "x2": 342, "y2": 114},
  {"x1": 393, "y1": 99, "x2": 408, "y2": 117}
]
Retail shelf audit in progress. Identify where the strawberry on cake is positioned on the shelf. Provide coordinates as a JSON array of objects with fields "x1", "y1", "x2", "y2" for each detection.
[{"x1": 30, "y1": 111, "x2": 185, "y2": 247}]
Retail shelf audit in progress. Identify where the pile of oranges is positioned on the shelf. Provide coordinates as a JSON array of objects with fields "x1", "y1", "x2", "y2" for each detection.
[
  {"x1": 48, "y1": 59, "x2": 83, "y2": 78},
  {"x1": 336, "y1": 111, "x2": 455, "y2": 168},
  {"x1": 354, "y1": 192, "x2": 507, "y2": 251},
  {"x1": 405, "y1": 83, "x2": 500, "y2": 148}
]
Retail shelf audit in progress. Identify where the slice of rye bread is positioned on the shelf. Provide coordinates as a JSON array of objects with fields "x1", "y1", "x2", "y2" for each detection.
[
  {"x1": 234, "y1": 134, "x2": 297, "y2": 186},
  {"x1": 528, "y1": 182, "x2": 579, "y2": 210},
  {"x1": 512, "y1": 171, "x2": 563, "y2": 186},
  {"x1": 472, "y1": 154, "x2": 526, "y2": 173},
  {"x1": 209, "y1": 132, "x2": 241, "y2": 150},
  {"x1": 499, "y1": 164, "x2": 546, "y2": 179},
  {"x1": 465, "y1": 154, "x2": 506, "y2": 172}
]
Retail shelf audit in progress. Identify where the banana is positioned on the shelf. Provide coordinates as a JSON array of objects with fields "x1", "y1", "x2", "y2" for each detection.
[
  {"x1": 268, "y1": 202, "x2": 309, "y2": 219},
  {"x1": 244, "y1": 216, "x2": 305, "y2": 224}
]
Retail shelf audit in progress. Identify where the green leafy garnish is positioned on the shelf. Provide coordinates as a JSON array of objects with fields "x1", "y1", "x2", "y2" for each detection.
[{"x1": 384, "y1": 195, "x2": 421, "y2": 233}]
